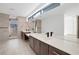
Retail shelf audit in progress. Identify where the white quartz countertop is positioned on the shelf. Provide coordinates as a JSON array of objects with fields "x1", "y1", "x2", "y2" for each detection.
[
  {"x1": 29, "y1": 33, "x2": 79, "y2": 55},
  {"x1": 22, "y1": 30, "x2": 31, "y2": 33}
]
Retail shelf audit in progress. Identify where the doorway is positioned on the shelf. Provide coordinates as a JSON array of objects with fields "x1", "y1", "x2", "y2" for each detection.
[{"x1": 9, "y1": 18, "x2": 18, "y2": 38}]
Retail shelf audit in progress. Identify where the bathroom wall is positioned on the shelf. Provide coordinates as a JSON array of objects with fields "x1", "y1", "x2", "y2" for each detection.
[
  {"x1": 33, "y1": 5, "x2": 64, "y2": 36},
  {"x1": 0, "y1": 13, "x2": 9, "y2": 41},
  {"x1": 41, "y1": 13, "x2": 64, "y2": 36}
]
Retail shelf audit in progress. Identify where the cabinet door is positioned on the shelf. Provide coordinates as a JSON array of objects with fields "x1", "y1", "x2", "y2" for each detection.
[
  {"x1": 29, "y1": 36, "x2": 34, "y2": 49},
  {"x1": 49, "y1": 46, "x2": 59, "y2": 55},
  {"x1": 49, "y1": 46, "x2": 70, "y2": 55},
  {"x1": 33, "y1": 39, "x2": 40, "y2": 55},
  {"x1": 40, "y1": 42, "x2": 49, "y2": 55}
]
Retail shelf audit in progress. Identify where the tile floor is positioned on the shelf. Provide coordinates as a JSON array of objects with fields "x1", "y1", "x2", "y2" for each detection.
[{"x1": 0, "y1": 38, "x2": 35, "y2": 55}]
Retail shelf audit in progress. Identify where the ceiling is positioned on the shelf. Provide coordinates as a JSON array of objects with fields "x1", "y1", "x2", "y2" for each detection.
[
  {"x1": 0, "y1": 3, "x2": 44, "y2": 17},
  {"x1": 35, "y1": 3, "x2": 79, "y2": 19}
]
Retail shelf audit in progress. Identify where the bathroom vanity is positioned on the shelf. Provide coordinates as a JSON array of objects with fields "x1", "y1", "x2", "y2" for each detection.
[
  {"x1": 21, "y1": 31, "x2": 31, "y2": 40},
  {"x1": 28, "y1": 33, "x2": 79, "y2": 55}
]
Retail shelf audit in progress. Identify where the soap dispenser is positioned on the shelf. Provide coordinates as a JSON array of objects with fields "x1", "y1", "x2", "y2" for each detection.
[
  {"x1": 50, "y1": 32, "x2": 53, "y2": 36},
  {"x1": 46, "y1": 32, "x2": 49, "y2": 37}
]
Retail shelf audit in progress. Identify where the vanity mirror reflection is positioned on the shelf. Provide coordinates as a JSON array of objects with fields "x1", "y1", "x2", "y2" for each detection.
[{"x1": 31, "y1": 19, "x2": 41, "y2": 33}]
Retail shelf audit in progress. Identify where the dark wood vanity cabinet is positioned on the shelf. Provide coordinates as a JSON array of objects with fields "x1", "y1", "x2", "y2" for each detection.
[
  {"x1": 21, "y1": 31, "x2": 29, "y2": 40},
  {"x1": 29, "y1": 36, "x2": 41, "y2": 55},
  {"x1": 33, "y1": 38, "x2": 40, "y2": 55},
  {"x1": 49, "y1": 46, "x2": 70, "y2": 55},
  {"x1": 49, "y1": 46, "x2": 59, "y2": 55},
  {"x1": 29, "y1": 36, "x2": 48, "y2": 55},
  {"x1": 29, "y1": 36, "x2": 70, "y2": 55},
  {"x1": 29, "y1": 36, "x2": 40, "y2": 55},
  {"x1": 34, "y1": 39, "x2": 49, "y2": 55},
  {"x1": 29, "y1": 36, "x2": 34, "y2": 49},
  {"x1": 40, "y1": 42, "x2": 49, "y2": 55}
]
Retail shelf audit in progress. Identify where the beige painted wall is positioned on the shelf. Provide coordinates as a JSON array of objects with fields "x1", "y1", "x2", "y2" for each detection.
[
  {"x1": 0, "y1": 13, "x2": 9, "y2": 27},
  {"x1": 0, "y1": 13, "x2": 9, "y2": 41}
]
